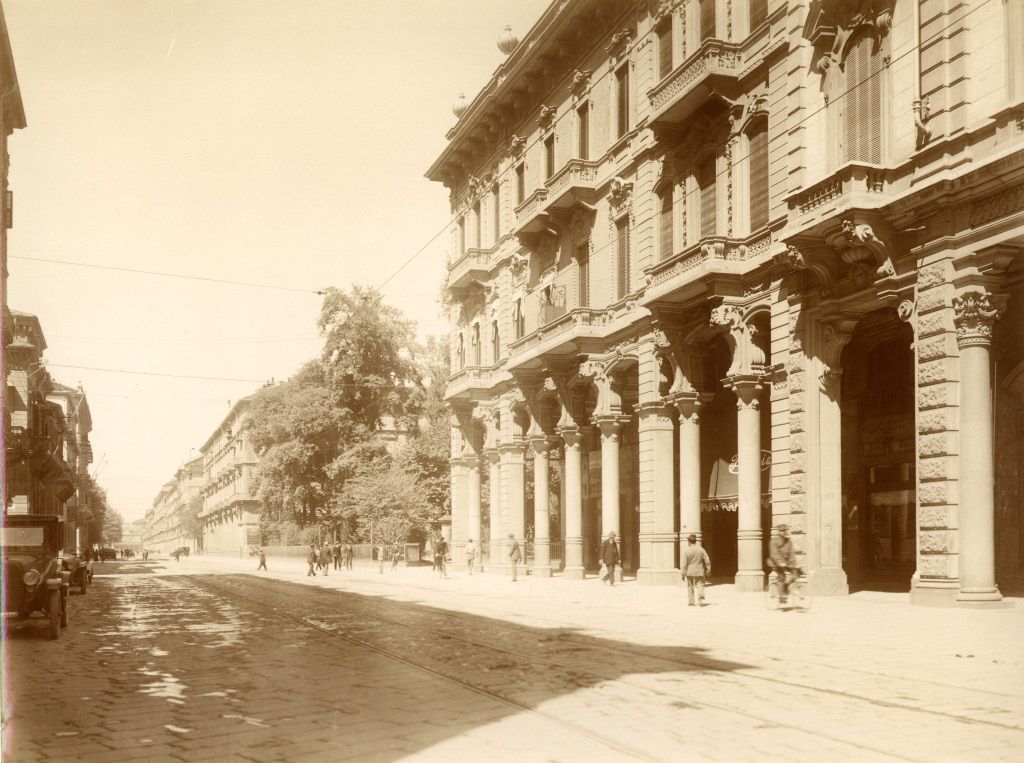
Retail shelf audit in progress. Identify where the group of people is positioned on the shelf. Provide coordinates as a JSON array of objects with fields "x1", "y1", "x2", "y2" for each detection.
[{"x1": 301, "y1": 542, "x2": 355, "y2": 576}]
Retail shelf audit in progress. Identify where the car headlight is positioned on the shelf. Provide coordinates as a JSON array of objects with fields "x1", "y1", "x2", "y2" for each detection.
[{"x1": 23, "y1": 569, "x2": 40, "y2": 586}]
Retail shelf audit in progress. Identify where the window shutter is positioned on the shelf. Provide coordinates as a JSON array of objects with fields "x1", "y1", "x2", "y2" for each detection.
[
  {"x1": 492, "y1": 186, "x2": 500, "y2": 243},
  {"x1": 698, "y1": 156, "x2": 717, "y2": 239},
  {"x1": 492, "y1": 321, "x2": 500, "y2": 361},
  {"x1": 516, "y1": 164, "x2": 525, "y2": 204},
  {"x1": 843, "y1": 32, "x2": 882, "y2": 164},
  {"x1": 544, "y1": 134, "x2": 555, "y2": 180},
  {"x1": 659, "y1": 191, "x2": 674, "y2": 260},
  {"x1": 577, "y1": 104, "x2": 589, "y2": 160},
  {"x1": 658, "y1": 23, "x2": 673, "y2": 79},
  {"x1": 616, "y1": 219, "x2": 631, "y2": 299},
  {"x1": 700, "y1": 0, "x2": 715, "y2": 42},
  {"x1": 616, "y1": 65, "x2": 629, "y2": 138},
  {"x1": 748, "y1": 119, "x2": 769, "y2": 231},
  {"x1": 749, "y1": 0, "x2": 768, "y2": 30},
  {"x1": 577, "y1": 243, "x2": 590, "y2": 307},
  {"x1": 473, "y1": 201, "x2": 481, "y2": 248}
]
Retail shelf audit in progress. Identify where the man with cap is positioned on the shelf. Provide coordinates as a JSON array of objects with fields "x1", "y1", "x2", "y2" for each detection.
[
  {"x1": 681, "y1": 533, "x2": 711, "y2": 606},
  {"x1": 768, "y1": 524, "x2": 798, "y2": 603}
]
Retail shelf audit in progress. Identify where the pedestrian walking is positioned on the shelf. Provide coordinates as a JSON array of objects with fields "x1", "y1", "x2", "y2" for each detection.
[
  {"x1": 681, "y1": 534, "x2": 711, "y2": 606},
  {"x1": 333, "y1": 542, "x2": 342, "y2": 570},
  {"x1": 306, "y1": 545, "x2": 317, "y2": 577},
  {"x1": 344, "y1": 542, "x2": 353, "y2": 570},
  {"x1": 391, "y1": 542, "x2": 403, "y2": 571},
  {"x1": 508, "y1": 534, "x2": 521, "y2": 582},
  {"x1": 257, "y1": 548, "x2": 268, "y2": 571},
  {"x1": 434, "y1": 536, "x2": 448, "y2": 578},
  {"x1": 465, "y1": 538, "x2": 478, "y2": 576},
  {"x1": 319, "y1": 545, "x2": 331, "y2": 576},
  {"x1": 600, "y1": 531, "x2": 620, "y2": 586}
]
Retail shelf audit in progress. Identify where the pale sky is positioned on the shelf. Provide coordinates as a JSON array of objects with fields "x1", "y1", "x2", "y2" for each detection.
[{"x1": 5, "y1": 0, "x2": 549, "y2": 522}]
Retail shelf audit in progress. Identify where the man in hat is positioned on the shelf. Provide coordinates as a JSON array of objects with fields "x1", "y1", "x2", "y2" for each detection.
[
  {"x1": 769, "y1": 524, "x2": 798, "y2": 602},
  {"x1": 681, "y1": 534, "x2": 711, "y2": 606},
  {"x1": 600, "y1": 531, "x2": 621, "y2": 586}
]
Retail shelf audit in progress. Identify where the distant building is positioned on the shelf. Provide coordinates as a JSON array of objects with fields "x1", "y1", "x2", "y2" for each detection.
[
  {"x1": 199, "y1": 398, "x2": 261, "y2": 557},
  {"x1": 430, "y1": 0, "x2": 1024, "y2": 604},
  {"x1": 47, "y1": 382, "x2": 94, "y2": 551},
  {"x1": 144, "y1": 455, "x2": 203, "y2": 555}
]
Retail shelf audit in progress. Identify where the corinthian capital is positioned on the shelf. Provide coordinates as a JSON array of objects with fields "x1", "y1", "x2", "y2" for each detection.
[{"x1": 953, "y1": 291, "x2": 1005, "y2": 348}]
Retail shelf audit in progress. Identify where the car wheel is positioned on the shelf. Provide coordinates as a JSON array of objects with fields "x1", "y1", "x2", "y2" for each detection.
[{"x1": 48, "y1": 590, "x2": 61, "y2": 640}]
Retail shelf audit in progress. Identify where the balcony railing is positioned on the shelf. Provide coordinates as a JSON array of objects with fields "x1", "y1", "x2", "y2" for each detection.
[
  {"x1": 508, "y1": 307, "x2": 607, "y2": 357},
  {"x1": 447, "y1": 247, "x2": 491, "y2": 290},
  {"x1": 544, "y1": 160, "x2": 599, "y2": 210},
  {"x1": 786, "y1": 162, "x2": 896, "y2": 218},
  {"x1": 648, "y1": 39, "x2": 743, "y2": 124},
  {"x1": 514, "y1": 187, "x2": 550, "y2": 234},
  {"x1": 644, "y1": 229, "x2": 775, "y2": 290}
]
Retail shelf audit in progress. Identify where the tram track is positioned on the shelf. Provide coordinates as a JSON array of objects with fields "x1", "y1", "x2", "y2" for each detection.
[{"x1": 189, "y1": 574, "x2": 998, "y2": 761}]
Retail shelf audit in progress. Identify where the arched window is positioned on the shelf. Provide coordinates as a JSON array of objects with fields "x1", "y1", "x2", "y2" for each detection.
[
  {"x1": 457, "y1": 333, "x2": 465, "y2": 369},
  {"x1": 472, "y1": 200, "x2": 482, "y2": 248},
  {"x1": 491, "y1": 320, "x2": 500, "y2": 362},
  {"x1": 471, "y1": 323, "x2": 481, "y2": 365},
  {"x1": 616, "y1": 217, "x2": 631, "y2": 298},
  {"x1": 513, "y1": 299, "x2": 525, "y2": 340},
  {"x1": 840, "y1": 30, "x2": 882, "y2": 164},
  {"x1": 658, "y1": 187, "x2": 674, "y2": 260},
  {"x1": 747, "y1": 117, "x2": 769, "y2": 232}
]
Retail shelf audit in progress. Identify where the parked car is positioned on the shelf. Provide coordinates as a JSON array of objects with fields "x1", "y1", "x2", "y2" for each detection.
[
  {"x1": 1, "y1": 514, "x2": 70, "y2": 639},
  {"x1": 98, "y1": 547, "x2": 117, "y2": 561},
  {"x1": 173, "y1": 546, "x2": 191, "y2": 558},
  {"x1": 62, "y1": 550, "x2": 93, "y2": 594}
]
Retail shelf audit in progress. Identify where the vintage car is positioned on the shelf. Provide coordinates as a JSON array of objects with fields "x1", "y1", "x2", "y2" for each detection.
[
  {"x1": 1, "y1": 514, "x2": 70, "y2": 639},
  {"x1": 62, "y1": 550, "x2": 93, "y2": 594},
  {"x1": 97, "y1": 547, "x2": 117, "y2": 561}
]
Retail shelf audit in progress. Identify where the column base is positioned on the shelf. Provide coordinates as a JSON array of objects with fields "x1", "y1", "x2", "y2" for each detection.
[
  {"x1": 808, "y1": 566, "x2": 849, "y2": 596},
  {"x1": 735, "y1": 570, "x2": 765, "y2": 592},
  {"x1": 956, "y1": 587, "x2": 1012, "y2": 608},
  {"x1": 636, "y1": 567, "x2": 681, "y2": 585},
  {"x1": 562, "y1": 566, "x2": 586, "y2": 580},
  {"x1": 910, "y1": 578, "x2": 959, "y2": 607},
  {"x1": 533, "y1": 565, "x2": 552, "y2": 578}
]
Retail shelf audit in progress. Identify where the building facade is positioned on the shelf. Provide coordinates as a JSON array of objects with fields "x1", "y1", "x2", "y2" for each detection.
[
  {"x1": 199, "y1": 398, "x2": 261, "y2": 557},
  {"x1": 47, "y1": 382, "x2": 94, "y2": 551},
  {"x1": 429, "y1": 0, "x2": 1024, "y2": 604},
  {"x1": 144, "y1": 454, "x2": 203, "y2": 555}
]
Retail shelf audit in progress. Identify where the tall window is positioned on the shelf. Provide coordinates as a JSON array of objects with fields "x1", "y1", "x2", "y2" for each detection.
[
  {"x1": 659, "y1": 188, "x2": 674, "y2": 260},
  {"x1": 577, "y1": 103, "x2": 589, "y2": 160},
  {"x1": 491, "y1": 320, "x2": 500, "y2": 362},
  {"x1": 616, "y1": 218, "x2": 631, "y2": 299},
  {"x1": 747, "y1": 118, "x2": 769, "y2": 232},
  {"x1": 615, "y1": 64, "x2": 630, "y2": 139},
  {"x1": 492, "y1": 184, "x2": 501, "y2": 243},
  {"x1": 513, "y1": 299, "x2": 525, "y2": 340},
  {"x1": 471, "y1": 323, "x2": 481, "y2": 365},
  {"x1": 544, "y1": 134, "x2": 555, "y2": 180},
  {"x1": 576, "y1": 243, "x2": 590, "y2": 307},
  {"x1": 515, "y1": 163, "x2": 525, "y2": 204},
  {"x1": 458, "y1": 216, "x2": 466, "y2": 255},
  {"x1": 457, "y1": 333, "x2": 465, "y2": 369},
  {"x1": 700, "y1": 0, "x2": 716, "y2": 42},
  {"x1": 841, "y1": 31, "x2": 882, "y2": 164},
  {"x1": 472, "y1": 200, "x2": 481, "y2": 248},
  {"x1": 657, "y1": 21, "x2": 673, "y2": 80},
  {"x1": 698, "y1": 154, "x2": 717, "y2": 239},
  {"x1": 749, "y1": 0, "x2": 768, "y2": 31}
]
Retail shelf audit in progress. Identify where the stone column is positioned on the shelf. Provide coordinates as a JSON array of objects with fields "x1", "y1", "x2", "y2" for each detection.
[
  {"x1": 530, "y1": 435, "x2": 554, "y2": 577},
  {"x1": 725, "y1": 375, "x2": 766, "y2": 592},
  {"x1": 485, "y1": 448, "x2": 501, "y2": 572},
  {"x1": 501, "y1": 442, "x2": 527, "y2": 568},
  {"x1": 953, "y1": 291, "x2": 1006, "y2": 605},
  {"x1": 636, "y1": 402, "x2": 677, "y2": 584},
  {"x1": 449, "y1": 456, "x2": 467, "y2": 563},
  {"x1": 675, "y1": 393, "x2": 705, "y2": 552},
  {"x1": 558, "y1": 425, "x2": 586, "y2": 579},
  {"x1": 466, "y1": 454, "x2": 482, "y2": 565},
  {"x1": 596, "y1": 415, "x2": 628, "y2": 582}
]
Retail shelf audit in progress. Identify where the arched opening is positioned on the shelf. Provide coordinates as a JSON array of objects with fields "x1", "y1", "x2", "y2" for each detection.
[{"x1": 840, "y1": 308, "x2": 915, "y2": 592}]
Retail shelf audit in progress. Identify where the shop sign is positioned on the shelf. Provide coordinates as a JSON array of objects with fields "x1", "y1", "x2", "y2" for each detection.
[{"x1": 727, "y1": 450, "x2": 772, "y2": 474}]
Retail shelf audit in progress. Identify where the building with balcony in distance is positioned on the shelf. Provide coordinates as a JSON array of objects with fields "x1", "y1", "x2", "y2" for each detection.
[
  {"x1": 428, "y1": 0, "x2": 1024, "y2": 604},
  {"x1": 144, "y1": 454, "x2": 203, "y2": 555},
  {"x1": 47, "y1": 382, "x2": 94, "y2": 552},
  {"x1": 199, "y1": 397, "x2": 261, "y2": 557}
]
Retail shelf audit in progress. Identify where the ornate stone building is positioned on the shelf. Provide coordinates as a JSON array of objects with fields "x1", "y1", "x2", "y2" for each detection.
[
  {"x1": 144, "y1": 455, "x2": 203, "y2": 555},
  {"x1": 428, "y1": 0, "x2": 1024, "y2": 604}
]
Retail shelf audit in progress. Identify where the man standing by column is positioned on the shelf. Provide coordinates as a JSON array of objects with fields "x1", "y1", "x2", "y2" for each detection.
[
  {"x1": 600, "y1": 531, "x2": 620, "y2": 586},
  {"x1": 508, "y1": 534, "x2": 522, "y2": 582},
  {"x1": 681, "y1": 534, "x2": 711, "y2": 606}
]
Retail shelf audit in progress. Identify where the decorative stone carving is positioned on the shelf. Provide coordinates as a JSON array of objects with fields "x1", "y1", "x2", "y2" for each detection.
[
  {"x1": 952, "y1": 291, "x2": 1005, "y2": 348},
  {"x1": 608, "y1": 177, "x2": 633, "y2": 210},
  {"x1": 537, "y1": 104, "x2": 557, "y2": 129},
  {"x1": 569, "y1": 69, "x2": 592, "y2": 101},
  {"x1": 912, "y1": 98, "x2": 932, "y2": 150},
  {"x1": 808, "y1": 0, "x2": 895, "y2": 76},
  {"x1": 508, "y1": 135, "x2": 527, "y2": 156},
  {"x1": 710, "y1": 304, "x2": 765, "y2": 376},
  {"x1": 606, "y1": 29, "x2": 632, "y2": 63}
]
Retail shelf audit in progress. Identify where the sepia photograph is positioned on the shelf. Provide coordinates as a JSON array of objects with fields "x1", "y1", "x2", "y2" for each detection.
[{"x1": 1, "y1": 0, "x2": 1022, "y2": 761}]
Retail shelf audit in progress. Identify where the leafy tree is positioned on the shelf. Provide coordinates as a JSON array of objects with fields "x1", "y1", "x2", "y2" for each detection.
[
  {"x1": 339, "y1": 458, "x2": 430, "y2": 546},
  {"x1": 181, "y1": 494, "x2": 205, "y2": 545}
]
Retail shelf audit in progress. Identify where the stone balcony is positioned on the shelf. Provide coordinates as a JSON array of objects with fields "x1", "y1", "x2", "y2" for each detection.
[
  {"x1": 445, "y1": 363, "x2": 507, "y2": 402},
  {"x1": 507, "y1": 307, "x2": 611, "y2": 370},
  {"x1": 648, "y1": 39, "x2": 743, "y2": 126},
  {"x1": 543, "y1": 160, "x2": 600, "y2": 211},
  {"x1": 783, "y1": 163, "x2": 898, "y2": 235},
  {"x1": 514, "y1": 187, "x2": 552, "y2": 236},
  {"x1": 448, "y1": 247, "x2": 491, "y2": 290}
]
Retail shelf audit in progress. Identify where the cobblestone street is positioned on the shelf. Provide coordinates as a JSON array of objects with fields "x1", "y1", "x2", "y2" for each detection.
[{"x1": 2, "y1": 556, "x2": 1022, "y2": 762}]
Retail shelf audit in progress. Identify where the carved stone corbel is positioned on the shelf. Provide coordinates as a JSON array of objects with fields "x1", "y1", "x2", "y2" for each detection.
[
  {"x1": 710, "y1": 304, "x2": 765, "y2": 376},
  {"x1": 826, "y1": 218, "x2": 896, "y2": 282}
]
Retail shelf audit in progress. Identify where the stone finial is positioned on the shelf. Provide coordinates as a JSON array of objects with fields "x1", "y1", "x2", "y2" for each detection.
[
  {"x1": 497, "y1": 25, "x2": 519, "y2": 55},
  {"x1": 452, "y1": 93, "x2": 468, "y2": 119}
]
